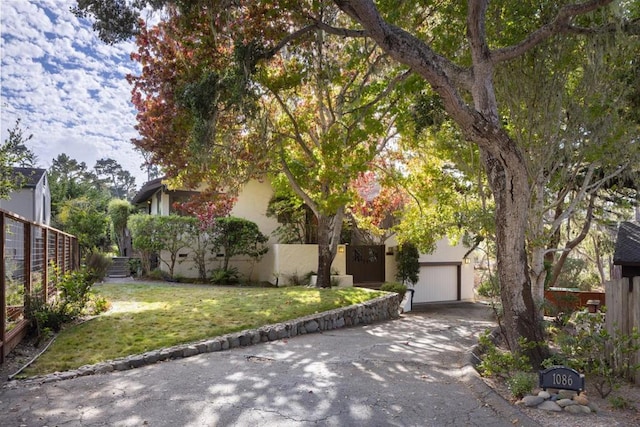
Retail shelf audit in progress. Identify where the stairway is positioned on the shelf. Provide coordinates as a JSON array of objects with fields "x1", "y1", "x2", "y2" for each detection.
[{"x1": 107, "y1": 257, "x2": 130, "y2": 278}]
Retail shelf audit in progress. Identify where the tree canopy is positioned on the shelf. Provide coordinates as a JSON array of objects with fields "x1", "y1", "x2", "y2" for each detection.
[{"x1": 75, "y1": 0, "x2": 639, "y2": 366}]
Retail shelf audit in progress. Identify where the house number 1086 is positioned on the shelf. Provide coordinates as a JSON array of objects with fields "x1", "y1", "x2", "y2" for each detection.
[{"x1": 553, "y1": 373, "x2": 573, "y2": 386}]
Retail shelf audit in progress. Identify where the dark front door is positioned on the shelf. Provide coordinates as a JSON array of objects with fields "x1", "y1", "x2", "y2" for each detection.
[{"x1": 346, "y1": 245, "x2": 385, "y2": 284}]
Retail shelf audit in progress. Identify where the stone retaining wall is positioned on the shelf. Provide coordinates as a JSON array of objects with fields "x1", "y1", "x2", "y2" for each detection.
[{"x1": 14, "y1": 293, "x2": 402, "y2": 385}]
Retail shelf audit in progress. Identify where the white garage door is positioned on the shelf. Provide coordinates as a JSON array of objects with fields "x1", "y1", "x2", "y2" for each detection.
[{"x1": 413, "y1": 265, "x2": 458, "y2": 303}]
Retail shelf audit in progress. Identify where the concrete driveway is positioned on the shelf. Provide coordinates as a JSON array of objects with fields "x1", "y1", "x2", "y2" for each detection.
[{"x1": 0, "y1": 303, "x2": 538, "y2": 427}]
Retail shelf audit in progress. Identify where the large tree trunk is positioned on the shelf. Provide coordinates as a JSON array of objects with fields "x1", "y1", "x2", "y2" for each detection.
[
  {"x1": 334, "y1": 0, "x2": 612, "y2": 367},
  {"x1": 315, "y1": 208, "x2": 345, "y2": 288},
  {"x1": 481, "y1": 146, "x2": 548, "y2": 366}
]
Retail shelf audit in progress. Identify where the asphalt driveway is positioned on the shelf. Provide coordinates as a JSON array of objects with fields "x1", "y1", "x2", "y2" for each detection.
[{"x1": 0, "y1": 302, "x2": 538, "y2": 426}]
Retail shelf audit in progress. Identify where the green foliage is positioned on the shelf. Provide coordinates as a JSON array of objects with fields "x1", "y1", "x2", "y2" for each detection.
[
  {"x1": 608, "y1": 395, "x2": 633, "y2": 410},
  {"x1": 181, "y1": 216, "x2": 212, "y2": 281},
  {"x1": 86, "y1": 294, "x2": 111, "y2": 315},
  {"x1": 94, "y1": 158, "x2": 137, "y2": 200},
  {"x1": 554, "y1": 258, "x2": 598, "y2": 291},
  {"x1": 282, "y1": 271, "x2": 313, "y2": 287},
  {"x1": 507, "y1": 371, "x2": 537, "y2": 399},
  {"x1": 147, "y1": 268, "x2": 168, "y2": 281},
  {"x1": 129, "y1": 214, "x2": 194, "y2": 278},
  {"x1": 211, "y1": 216, "x2": 269, "y2": 271},
  {"x1": 84, "y1": 251, "x2": 112, "y2": 282},
  {"x1": 57, "y1": 197, "x2": 109, "y2": 256},
  {"x1": 395, "y1": 243, "x2": 420, "y2": 286},
  {"x1": 476, "y1": 274, "x2": 500, "y2": 300},
  {"x1": 553, "y1": 310, "x2": 640, "y2": 398},
  {"x1": 476, "y1": 331, "x2": 532, "y2": 377},
  {"x1": 128, "y1": 257, "x2": 142, "y2": 276},
  {"x1": 128, "y1": 214, "x2": 163, "y2": 274},
  {"x1": 1, "y1": 118, "x2": 37, "y2": 199},
  {"x1": 266, "y1": 189, "x2": 313, "y2": 244},
  {"x1": 380, "y1": 282, "x2": 408, "y2": 300},
  {"x1": 210, "y1": 267, "x2": 240, "y2": 286},
  {"x1": 154, "y1": 215, "x2": 194, "y2": 278},
  {"x1": 27, "y1": 267, "x2": 97, "y2": 342},
  {"x1": 107, "y1": 199, "x2": 132, "y2": 256}
]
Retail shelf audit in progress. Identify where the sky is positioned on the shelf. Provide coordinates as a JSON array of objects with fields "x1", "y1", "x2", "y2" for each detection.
[{"x1": 1, "y1": 0, "x2": 150, "y2": 187}]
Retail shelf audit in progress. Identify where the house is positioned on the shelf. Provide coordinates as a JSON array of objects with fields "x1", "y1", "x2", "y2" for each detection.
[
  {"x1": 0, "y1": 167, "x2": 51, "y2": 225},
  {"x1": 613, "y1": 221, "x2": 640, "y2": 280},
  {"x1": 131, "y1": 178, "x2": 474, "y2": 303}
]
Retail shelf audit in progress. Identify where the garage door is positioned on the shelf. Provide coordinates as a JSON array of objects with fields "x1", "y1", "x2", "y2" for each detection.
[{"x1": 413, "y1": 265, "x2": 459, "y2": 303}]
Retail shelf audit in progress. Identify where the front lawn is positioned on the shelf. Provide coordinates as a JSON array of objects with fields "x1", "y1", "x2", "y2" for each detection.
[{"x1": 21, "y1": 282, "x2": 384, "y2": 376}]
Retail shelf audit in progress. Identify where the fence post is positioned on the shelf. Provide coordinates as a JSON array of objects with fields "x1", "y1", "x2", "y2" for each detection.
[
  {"x1": 605, "y1": 279, "x2": 624, "y2": 338},
  {"x1": 24, "y1": 222, "x2": 32, "y2": 299},
  {"x1": 0, "y1": 212, "x2": 5, "y2": 364},
  {"x1": 633, "y1": 277, "x2": 640, "y2": 384}
]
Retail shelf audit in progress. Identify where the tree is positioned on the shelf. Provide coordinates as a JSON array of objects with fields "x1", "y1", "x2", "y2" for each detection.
[
  {"x1": 108, "y1": 199, "x2": 133, "y2": 256},
  {"x1": 94, "y1": 158, "x2": 137, "y2": 200},
  {"x1": 395, "y1": 243, "x2": 420, "y2": 287},
  {"x1": 127, "y1": 8, "x2": 407, "y2": 288},
  {"x1": 266, "y1": 180, "x2": 317, "y2": 244},
  {"x1": 75, "y1": 0, "x2": 638, "y2": 366},
  {"x1": 1, "y1": 119, "x2": 38, "y2": 199},
  {"x1": 174, "y1": 192, "x2": 235, "y2": 280},
  {"x1": 349, "y1": 170, "x2": 408, "y2": 245},
  {"x1": 48, "y1": 153, "x2": 105, "y2": 221},
  {"x1": 128, "y1": 214, "x2": 162, "y2": 275},
  {"x1": 211, "y1": 217, "x2": 269, "y2": 274},
  {"x1": 57, "y1": 197, "x2": 109, "y2": 256},
  {"x1": 155, "y1": 215, "x2": 193, "y2": 279}
]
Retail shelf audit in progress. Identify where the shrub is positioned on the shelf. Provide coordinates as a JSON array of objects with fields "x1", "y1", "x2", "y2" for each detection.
[
  {"x1": 128, "y1": 258, "x2": 142, "y2": 276},
  {"x1": 84, "y1": 251, "x2": 112, "y2": 282},
  {"x1": 395, "y1": 243, "x2": 419, "y2": 286},
  {"x1": 380, "y1": 282, "x2": 407, "y2": 299},
  {"x1": 284, "y1": 271, "x2": 312, "y2": 287},
  {"x1": 211, "y1": 267, "x2": 240, "y2": 286},
  {"x1": 476, "y1": 274, "x2": 500, "y2": 299},
  {"x1": 507, "y1": 371, "x2": 537, "y2": 399},
  {"x1": 609, "y1": 395, "x2": 632, "y2": 410},
  {"x1": 476, "y1": 331, "x2": 532, "y2": 377},
  {"x1": 147, "y1": 268, "x2": 169, "y2": 281},
  {"x1": 26, "y1": 266, "x2": 98, "y2": 344},
  {"x1": 86, "y1": 294, "x2": 111, "y2": 315},
  {"x1": 554, "y1": 309, "x2": 640, "y2": 398}
]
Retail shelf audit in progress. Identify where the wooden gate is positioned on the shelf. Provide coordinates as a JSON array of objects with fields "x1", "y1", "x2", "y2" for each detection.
[{"x1": 346, "y1": 245, "x2": 385, "y2": 284}]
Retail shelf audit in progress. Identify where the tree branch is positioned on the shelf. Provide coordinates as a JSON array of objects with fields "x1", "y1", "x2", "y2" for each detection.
[{"x1": 491, "y1": 0, "x2": 616, "y2": 63}]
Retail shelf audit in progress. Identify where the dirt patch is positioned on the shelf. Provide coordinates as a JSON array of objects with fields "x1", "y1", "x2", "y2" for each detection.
[{"x1": 1, "y1": 333, "x2": 55, "y2": 386}]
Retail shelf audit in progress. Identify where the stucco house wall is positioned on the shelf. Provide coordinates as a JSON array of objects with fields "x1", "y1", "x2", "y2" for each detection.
[
  {"x1": 138, "y1": 179, "x2": 281, "y2": 282},
  {"x1": 133, "y1": 177, "x2": 474, "y2": 301},
  {"x1": 385, "y1": 235, "x2": 474, "y2": 303}
]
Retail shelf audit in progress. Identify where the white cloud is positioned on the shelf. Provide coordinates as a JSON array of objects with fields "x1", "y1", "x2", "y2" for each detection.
[{"x1": 1, "y1": 0, "x2": 148, "y2": 186}]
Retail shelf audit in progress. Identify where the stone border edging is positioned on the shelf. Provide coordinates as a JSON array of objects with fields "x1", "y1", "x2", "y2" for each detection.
[
  {"x1": 5, "y1": 293, "x2": 401, "y2": 387},
  {"x1": 463, "y1": 326, "x2": 541, "y2": 427}
]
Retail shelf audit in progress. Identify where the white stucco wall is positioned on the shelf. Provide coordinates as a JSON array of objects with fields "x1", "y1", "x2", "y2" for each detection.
[
  {"x1": 229, "y1": 179, "x2": 279, "y2": 242},
  {"x1": 155, "y1": 179, "x2": 281, "y2": 283},
  {"x1": 270, "y1": 244, "x2": 348, "y2": 285},
  {"x1": 384, "y1": 235, "x2": 474, "y2": 302}
]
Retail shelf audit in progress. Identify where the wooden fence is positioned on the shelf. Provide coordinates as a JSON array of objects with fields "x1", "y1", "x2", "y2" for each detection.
[
  {"x1": 605, "y1": 277, "x2": 640, "y2": 384},
  {"x1": 0, "y1": 208, "x2": 79, "y2": 364},
  {"x1": 544, "y1": 289, "x2": 606, "y2": 314}
]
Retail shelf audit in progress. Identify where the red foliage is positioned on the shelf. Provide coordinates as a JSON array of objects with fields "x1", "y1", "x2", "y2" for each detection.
[
  {"x1": 350, "y1": 170, "x2": 407, "y2": 229},
  {"x1": 172, "y1": 191, "x2": 236, "y2": 230}
]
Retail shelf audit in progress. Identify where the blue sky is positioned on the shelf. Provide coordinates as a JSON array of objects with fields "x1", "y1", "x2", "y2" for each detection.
[{"x1": 1, "y1": 0, "x2": 149, "y2": 186}]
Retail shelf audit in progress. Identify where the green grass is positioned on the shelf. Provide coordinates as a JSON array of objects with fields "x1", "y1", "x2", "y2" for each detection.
[{"x1": 22, "y1": 283, "x2": 384, "y2": 376}]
